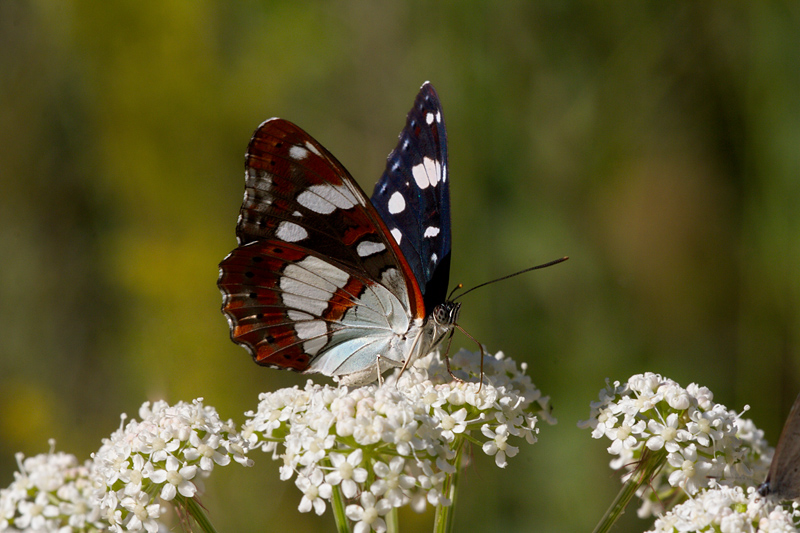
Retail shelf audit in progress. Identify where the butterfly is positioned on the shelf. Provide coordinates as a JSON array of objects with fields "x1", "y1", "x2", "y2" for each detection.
[
  {"x1": 217, "y1": 82, "x2": 460, "y2": 387},
  {"x1": 758, "y1": 392, "x2": 800, "y2": 500}
]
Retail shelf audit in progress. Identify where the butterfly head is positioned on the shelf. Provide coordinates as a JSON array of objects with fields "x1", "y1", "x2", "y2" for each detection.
[{"x1": 432, "y1": 300, "x2": 461, "y2": 328}]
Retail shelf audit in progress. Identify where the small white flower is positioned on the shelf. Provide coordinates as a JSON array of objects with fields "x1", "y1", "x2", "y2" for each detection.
[
  {"x1": 665, "y1": 444, "x2": 711, "y2": 495},
  {"x1": 481, "y1": 424, "x2": 518, "y2": 468},
  {"x1": 685, "y1": 407, "x2": 721, "y2": 447},
  {"x1": 345, "y1": 491, "x2": 392, "y2": 533},
  {"x1": 325, "y1": 450, "x2": 368, "y2": 498},
  {"x1": 15, "y1": 490, "x2": 58, "y2": 529},
  {"x1": 646, "y1": 485, "x2": 799, "y2": 533},
  {"x1": 184, "y1": 432, "x2": 231, "y2": 471},
  {"x1": 371, "y1": 457, "x2": 416, "y2": 507},
  {"x1": 353, "y1": 416, "x2": 385, "y2": 446},
  {"x1": 119, "y1": 490, "x2": 161, "y2": 533},
  {"x1": 149, "y1": 456, "x2": 198, "y2": 500},
  {"x1": 433, "y1": 407, "x2": 468, "y2": 442},
  {"x1": 245, "y1": 349, "x2": 551, "y2": 519},
  {"x1": 607, "y1": 417, "x2": 647, "y2": 455},
  {"x1": 90, "y1": 398, "x2": 250, "y2": 527},
  {"x1": 590, "y1": 408, "x2": 619, "y2": 439},
  {"x1": 295, "y1": 468, "x2": 331, "y2": 515},
  {"x1": 686, "y1": 383, "x2": 714, "y2": 410},
  {"x1": 299, "y1": 433, "x2": 335, "y2": 466},
  {"x1": 645, "y1": 413, "x2": 685, "y2": 452},
  {"x1": 0, "y1": 446, "x2": 107, "y2": 532},
  {"x1": 382, "y1": 417, "x2": 420, "y2": 456},
  {"x1": 583, "y1": 373, "x2": 775, "y2": 519}
]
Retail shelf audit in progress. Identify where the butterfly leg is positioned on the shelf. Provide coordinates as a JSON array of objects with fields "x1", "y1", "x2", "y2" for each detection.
[
  {"x1": 376, "y1": 355, "x2": 385, "y2": 386},
  {"x1": 442, "y1": 329, "x2": 465, "y2": 384},
  {"x1": 395, "y1": 353, "x2": 413, "y2": 382},
  {"x1": 454, "y1": 324, "x2": 485, "y2": 392}
]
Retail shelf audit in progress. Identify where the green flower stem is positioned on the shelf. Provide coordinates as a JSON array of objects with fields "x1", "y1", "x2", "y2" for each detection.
[
  {"x1": 592, "y1": 448, "x2": 667, "y2": 533},
  {"x1": 330, "y1": 484, "x2": 351, "y2": 533},
  {"x1": 386, "y1": 507, "x2": 399, "y2": 533},
  {"x1": 433, "y1": 439, "x2": 465, "y2": 533},
  {"x1": 182, "y1": 496, "x2": 218, "y2": 533}
]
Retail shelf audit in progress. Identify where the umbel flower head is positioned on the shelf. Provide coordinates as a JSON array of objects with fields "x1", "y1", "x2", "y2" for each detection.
[
  {"x1": 646, "y1": 484, "x2": 800, "y2": 533},
  {"x1": 580, "y1": 372, "x2": 773, "y2": 518},
  {"x1": 243, "y1": 348, "x2": 554, "y2": 523},
  {"x1": 0, "y1": 441, "x2": 103, "y2": 532},
  {"x1": 91, "y1": 398, "x2": 252, "y2": 532}
]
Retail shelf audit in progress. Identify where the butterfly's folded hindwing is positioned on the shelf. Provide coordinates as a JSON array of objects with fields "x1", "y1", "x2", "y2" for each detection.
[
  {"x1": 218, "y1": 82, "x2": 452, "y2": 384},
  {"x1": 219, "y1": 241, "x2": 418, "y2": 375}
]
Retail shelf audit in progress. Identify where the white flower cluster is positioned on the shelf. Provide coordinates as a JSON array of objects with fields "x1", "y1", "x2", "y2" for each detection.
[
  {"x1": 91, "y1": 398, "x2": 252, "y2": 533},
  {"x1": 0, "y1": 442, "x2": 103, "y2": 532},
  {"x1": 580, "y1": 372, "x2": 772, "y2": 517},
  {"x1": 646, "y1": 485, "x2": 800, "y2": 533},
  {"x1": 243, "y1": 349, "x2": 552, "y2": 532}
]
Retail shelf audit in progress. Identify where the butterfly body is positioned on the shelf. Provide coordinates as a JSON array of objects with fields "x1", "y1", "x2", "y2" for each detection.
[{"x1": 218, "y1": 83, "x2": 455, "y2": 386}]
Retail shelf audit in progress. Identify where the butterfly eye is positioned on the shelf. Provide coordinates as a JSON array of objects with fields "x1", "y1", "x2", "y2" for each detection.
[{"x1": 433, "y1": 302, "x2": 460, "y2": 326}]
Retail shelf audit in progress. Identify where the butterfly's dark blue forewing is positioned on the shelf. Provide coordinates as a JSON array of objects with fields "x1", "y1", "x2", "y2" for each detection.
[{"x1": 370, "y1": 82, "x2": 451, "y2": 314}]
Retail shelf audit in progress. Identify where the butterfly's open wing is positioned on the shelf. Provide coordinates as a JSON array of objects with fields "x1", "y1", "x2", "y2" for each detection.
[
  {"x1": 218, "y1": 119, "x2": 426, "y2": 378},
  {"x1": 371, "y1": 82, "x2": 451, "y2": 312}
]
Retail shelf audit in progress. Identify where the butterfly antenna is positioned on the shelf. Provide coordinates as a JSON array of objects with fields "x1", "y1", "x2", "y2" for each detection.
[
  {"x1": 447, "y1": 283, "x2": 464, "y2": 301},
  {"x1": 451, "y1": 256, "x2": 568, "y2": 302}
]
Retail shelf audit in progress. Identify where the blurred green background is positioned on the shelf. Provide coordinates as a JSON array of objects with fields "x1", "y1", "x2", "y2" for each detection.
[{"x1": 2, "y1": 2, "x2": 800, "y2": 531}]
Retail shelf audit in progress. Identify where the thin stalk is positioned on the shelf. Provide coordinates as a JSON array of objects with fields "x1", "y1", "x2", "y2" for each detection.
[
  {"x1": 592, "y1": 448, "x2": 667, "y2": 533},
  {"x1": 183, "y1": 496, "x2": 217, "y2": 533},
  {"x1": 433, "y1": 439, "x2": 466, "y2": 533},
  {"x1": 330, "y1": 484, "x2": 351, "y2": 533},
  {"x1": 386, "y1": 507, "x2": 399, "y2": 533}
]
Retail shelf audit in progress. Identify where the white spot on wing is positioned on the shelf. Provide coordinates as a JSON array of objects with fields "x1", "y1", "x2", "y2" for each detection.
[
  {"x1": 357, "y1": 241, "x2": 386, "y2": 257},
  {"x1": 304, "y1": 141, "x2": 322, "y2": 157},
  {"x1": 296, "y1": 256, "x2": 350, "y2": 287},
  {"x1": 289, "y1": 146, "x2": 309, "y2": 160},
  {"x1": 303, "y1": 336, "x2": 327, "y2": 356},
  {"x1": 287, "y1": 310, "x2": 313, "y2": 322},
  {"x1": 436, "y1": 111, "x2": 442, "y2": 123},
  {"x1": 411, "y1": 157, "x2": 442, "y2": 189},
  {"x1": 388, "y1": 191, "x2": 405, "y2": 214},
  {"x1": 294, "y1": 319, "x2": 327, "y2": 340},
  {"x1": 424, "y1": 226, "x2": 440, "y2": 238},
  {"x1": 297, "y1": 183, "x2": 359, "y2": 214},
  {"x1": 390, "y1": 228, "x2": 402, "y2": 245},
  {"x1": 286, "y1": 309, "x2": 328, "y2": 344},
  {"x1": 281, "y1": 257, "x2": 350, "y2": 315},
  {"x1": 426, "y1": 112, "x2": 435, "y2": 124},
  {"x1": 281, "y1": 291, "x2": 326, "y2": 316},
  {"x1": 276, "y1": 221, "x2": 308, "y2": 242},
  {"x1": 246, "y1": 168, "x2": 272, "y2": 191}
]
